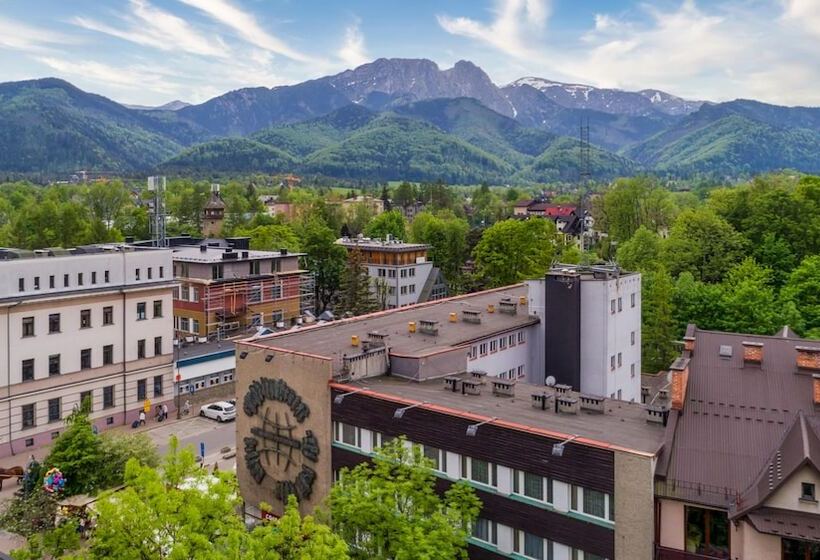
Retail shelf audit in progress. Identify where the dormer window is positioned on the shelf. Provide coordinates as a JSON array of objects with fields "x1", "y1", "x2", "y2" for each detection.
[{"x1": 801, "y1": 482, "x2": 816, "y2": 502}]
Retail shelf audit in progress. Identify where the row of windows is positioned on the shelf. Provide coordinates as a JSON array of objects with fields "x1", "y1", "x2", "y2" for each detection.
[
  {"x1": 175, "y1": 317, "x2": 202, "y2": 335},
  {"x1": 20, "y1": 301, "x2": 161, "y2": 338},
  {"x1": 472, "y1": 519, "x2": 604, "y2": 560},
  {"x1": 331, "y1": 421, "x2": 614, "y2": 523},
  {"x1": 469, "y1": 331, "x2": 526, "y2": 359},
  {"x1": 387, "y1": 284, "x2": 416, "y2": 296},
  {"x1": 497, "y1": 365, "x2": 525, "y2": 380},
  {"x1": 609, "y1": 293, "x2": 637, "y2": 314},
  {"x1": 177, "y1": 372, "x2": 235, "y2": 395},
  {"x1": 376, "y1": 267, "x2": 416, "y2": 278},
  {"x1": 18, "y1": 266, "x2": 165, "y2": 293}
]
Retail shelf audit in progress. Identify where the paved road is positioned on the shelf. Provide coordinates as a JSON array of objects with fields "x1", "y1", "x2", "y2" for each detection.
[{"x1": 149, "y1": 415, "x2": 237, "y2": 470}]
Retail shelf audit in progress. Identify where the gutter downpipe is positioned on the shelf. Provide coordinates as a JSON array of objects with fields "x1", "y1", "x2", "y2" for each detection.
[{"x1": 7, "y1": 301, "x2": 21, "y2": 456}]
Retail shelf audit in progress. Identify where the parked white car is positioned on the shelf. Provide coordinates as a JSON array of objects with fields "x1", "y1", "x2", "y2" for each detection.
[{"x1": 199, "y1": 401, "x2": 236, "y2": 422}]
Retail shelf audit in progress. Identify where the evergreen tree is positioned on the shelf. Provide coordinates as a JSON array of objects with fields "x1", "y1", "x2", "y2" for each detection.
[
  {"x1": 337, "y1": 247, "x2": 378, "y2": 317},
  {"x1": 380, "y1": 184, "x2": 392, "y2": 211},
  {"x1": 642, "y1": 267, "x2": 677, "y2": 373}
]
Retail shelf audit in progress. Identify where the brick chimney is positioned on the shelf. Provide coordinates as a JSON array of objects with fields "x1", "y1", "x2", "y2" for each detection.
[
  {"x1": 797, "y1": 346, "x2": 820, "y2": 373},
  {"x1": 670, "y1": 357, "x2": 690, "y2": 410},
  {"x1": 742, "y1": 341, "x2": 764, "y2": 366},
  {"x1": 683, "y1": 336, "x2": 695, "y2": 354},
  {"x1": 814, "y1": 375, "x2": 820, "y2": 406}
]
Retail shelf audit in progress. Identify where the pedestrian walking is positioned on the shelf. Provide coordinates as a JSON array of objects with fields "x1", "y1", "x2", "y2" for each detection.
[
  {"x1": 138, "y1": 410, "x2": 146, "y2": 426},
  {"x1": 162, "y1": 403, "x2": 169, "y2": 421}
]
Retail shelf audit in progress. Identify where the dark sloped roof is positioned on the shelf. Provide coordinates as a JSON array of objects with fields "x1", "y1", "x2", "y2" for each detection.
[
  {"x1": 747, "y1": 507, "x2": 820, "y2": 541},
  {"x1": 204, "y1": 192, "x2": 226, "y2": 209},
  {"x1": 732, "y1": 412, "x2": 820, "y2": 518},
  {"x1": 661, "y1": 327, "x2": 820, "y2": 509},
  {"x1": 775, "y1": 325, "x2": 802, "y2": 339}
]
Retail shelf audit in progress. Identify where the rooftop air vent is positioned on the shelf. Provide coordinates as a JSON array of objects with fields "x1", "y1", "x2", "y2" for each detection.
[
  {"x1": 498, "y1": 300, "x2": 518, "y2": 315},
  {"x1": 579, "y1": 394, "x2": 605, "y2": 413},
  {"x1": 531, "y1": 392, "x2": 553, "y2": 410},
  {"x1": 646, "y1": 405, "x2": 669, "y2": 425},
  {"x1": 492, "y1": 379, "x2": 516, "y2": 397},
  {"x1": 462, "y1": 310, "x2": 482, "y2": 324},
  {"x1": 554, "y1": 383, "x2": 572, "y2": 394},
  {"x1": 461, "y1": 379, "x2": 482, "y2": 396},
  {"x1": 719, "y1": 345, "x2": 733, "y2": 359},
  {"x1": 418, "y1": 320, "x2": 439, "y2": 336},
  {"x1": 556, "y1": 396, "x2": 579, "y2": 414}
]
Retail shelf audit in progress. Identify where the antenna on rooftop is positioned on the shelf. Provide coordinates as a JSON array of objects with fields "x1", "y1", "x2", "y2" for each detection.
[
  {"x1": 579, "y1": 116, "x2": 591, "y2": 187},
  {"x1": 147, "y1": 176, "x2": 167, "y2": 248}
]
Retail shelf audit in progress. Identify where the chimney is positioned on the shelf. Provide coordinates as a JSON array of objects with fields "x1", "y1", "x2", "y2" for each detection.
[
  {"x1": 683, "y1": 336, "x2": 696, "y2": 354},
  {"x1": 200, "y1": 245, "x2": 207, "y2": 252},
  {"x1": 814, "y1": 375, "x2": 820, "y2": 406},
  {"x1": 670, "y1": 357, "x2": 690, "y2": 410},
  {"x1": 797, "y1": 346, "x2": 820, "y2": 373},
  {"x1": 742, "y1": 341, "x2": 764, "y2": 366}
]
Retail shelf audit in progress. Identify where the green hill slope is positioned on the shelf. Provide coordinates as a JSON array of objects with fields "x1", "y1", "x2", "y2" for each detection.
[
  {"x1": 519, "y1": 137, "x2": 640, "y2": 182},
  {"x1": 161, "y1": 138, "x2": 296, "y2": 173}
]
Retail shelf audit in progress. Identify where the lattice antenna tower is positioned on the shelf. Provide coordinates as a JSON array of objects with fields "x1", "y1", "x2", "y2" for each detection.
[
  {"x1": 579, "y1": 116, "x2": 591, "y2": 186},
  {"x1": 147, "y1": 176, "x2": 167, "y2": 248}
]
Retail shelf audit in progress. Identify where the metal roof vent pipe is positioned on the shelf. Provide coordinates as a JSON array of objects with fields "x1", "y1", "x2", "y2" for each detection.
[{"x1": 200, "y1": 245, "x2": 207, "y2": 252}]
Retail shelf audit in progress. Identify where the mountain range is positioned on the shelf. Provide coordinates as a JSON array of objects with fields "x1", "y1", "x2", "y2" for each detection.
[{"x1": 1, "y1": 58, "x2": 819, "y2": 181}]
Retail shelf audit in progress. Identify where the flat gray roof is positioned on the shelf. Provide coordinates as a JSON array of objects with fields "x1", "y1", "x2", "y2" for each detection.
[
  {"x1": 340, "y1": 374, "x2": 666, "y2": 455},
  {"x1": 337, "y1": 239, "x2": 430, "y2": 252},
  {"x1": 251, "y1": 285, "x2": 536, "y2": 360},
  {"x1": 172, "y1": 246, "x2": 305, "y2": 263}
]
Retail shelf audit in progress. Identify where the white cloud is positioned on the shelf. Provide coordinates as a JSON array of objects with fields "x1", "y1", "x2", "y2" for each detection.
[
  {"x1": 0, "y1": 16, "x2": 74, "y2": 52},
  {"x1": 781, "y1": 0, "x2": 820, "y2": 38},
  {"x1": 35, "y1": 56, "x2": 179, "y2": 95},
  {"x1": 437, "y1": 0, "x2": 551, "y2": 59},
  {"x1": 177, "y1": 0, "x2": 313, "y2": 62},
  {"x1": 72, "y1": 0, "x2": 227, "y2": 58},
  {"x1": 338, "y1": 18, "x2": 369, "y2": 68}
]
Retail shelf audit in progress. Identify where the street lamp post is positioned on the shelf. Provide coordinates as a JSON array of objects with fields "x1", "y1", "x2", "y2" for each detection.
[{"x1": 175, "y1": 339, "x2": 182, "y2": 420}]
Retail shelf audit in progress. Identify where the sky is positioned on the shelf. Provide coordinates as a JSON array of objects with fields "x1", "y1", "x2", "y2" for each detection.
[{"x1": 0, "y1": 0, "x2": 818, "y2": 107}]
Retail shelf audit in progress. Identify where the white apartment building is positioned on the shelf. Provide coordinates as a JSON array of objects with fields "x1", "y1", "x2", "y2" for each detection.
[
  {"x1": 0, "y1": 245, "x2": 175, "y2": 458},
  {"x1": 528, "y1": 265, "x2": 642, "y2": 403},
  {"x1": 336, "y1": 237, "x2": 447, "y2": 309}
]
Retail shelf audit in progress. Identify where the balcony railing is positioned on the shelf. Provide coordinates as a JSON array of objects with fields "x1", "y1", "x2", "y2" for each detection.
[{"x1": 654, "y1": 479, "x2": 738, "y2": 508}]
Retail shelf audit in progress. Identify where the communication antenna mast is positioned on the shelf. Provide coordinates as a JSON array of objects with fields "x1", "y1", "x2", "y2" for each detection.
[
  {"x1": 579, "y1": 116, "x2": 591, "y2": 186},
  {"x1": 147, "y1": 176, "x2": 167, "y2": 248}
]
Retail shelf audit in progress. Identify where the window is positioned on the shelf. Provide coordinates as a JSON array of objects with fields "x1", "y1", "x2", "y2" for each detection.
[
  {"x1": 153, "y1": 375, "x2": 163, "y2": 397},
  {"x1": 378, "y1": 268, "x2": 386, "y2": 277},
  {"x1": 64, "y1": 273, "x2": 69, "y2": 287},
  {"x1": 610, "y1": 355, "x2": 616, "y2": 371},
  {"x1": 461, "y1": 457, "x2": 496, "y2": 487},
  {"x1": 500, "y1": 337, "x2": 508, "y2": 350},
  {"x1": 271, "y1": 284, "x2": 282, "y2": 300},
  {"x1": 631, "y1": 331, "x2": 636, "y2": 346},
  {"x1": 49, "y1": 354, "x2": 60, "y2": 376},
  {"x1": 22, "y1": 316, "x2": 35, "y2": 337},
  {"x1": 135, "y1": 268, "x2": 140, "y2": 281},
  {"x1": 48, "y1": 398, "x2": 61, "y2": 423},
  {"x1": 104, "y1": 270, "x2": 110, "y2": 283},
  {"x1": 80, "y1": 309, "x2": 91, "y2": 328},
  {"x1": 685, "y1": 506, "x2": 729, "y2": 557},
  {"x1": 18, "y1": 278, "x2": 24, "y2": 292},
  {"x1": 137, "y1": 379, "x2": 147, "y2": 401},
  {"x1": 153, "y1": 300, "x2": 163, "y2": 318},
  {"x1": 103, "y1": 306, "x2": 113, "y2": 325},
  {"x1": 154, "y1": 336, "x2": 162, "y2": 356},
  {"x1": 509, "y1": 334, "x2": 515, "y2": 346},
  {"x1": 490, "y1": 340, "x2": 498, "y2": 353},
  {"x1": 271, "y1": 260, "x2": 281, "y2": 273},
  {"x1": 400, "y1": 285, "x2": 407, "y2": 295},
  {"x1": 583, "y1": 488, "x2": 606, "y2": 518},
  {"x1": 103, "y1": 385, "x2": 115, "y2": 409},
  {"x1": 802, "y1": 482, "x2": 816, "y2": 501},
  {"x1": 617, "y1": 297, "x2": 622, "y2": 312},
  {"x1": 783, "y1": 538, "x2": 820, "y2": 560},
  {"x1": 472, "y1": 518, "x2": 497, "y2": 545},
  {"x1": 137, "y1": 339, "x2": 146, "y2": 359},
  {"x1": 610, "y1": 299, "x2": 616, "y2": 314},
  {"x1": 572, "y1": 486, "x2": 613, "y2": 522},
  {"x1": 631, "y1": 292, "x2": 636, "y2": 307},
  {"x1": 631, "y1": 363, "x2": 636, "y2": 378},
  {"x1": 80, "y1": 390, "x2": 92, "y2": 410},
  {"x1": 388, "y1": 269, "x2": 396, "y2": 278},
  {"x1": 78, "y1": 272, "x2": 83, "y2": 286},
  {"x1": 518, "y1": 332, "x2": 525, "y2": 344},
  {"x1": 409, "y1": 268, "x2": 415, "y2": 277},
  {"x1": 191, "y1": 287, "x2": 199, "y2": 302},
  {"x1": 91, "y1": 271, "x2": 97, "y2": 284},
  {"x1": 400, "y1": 269, "x2": 407, "y2": 278},
  {"x1": 249, "y1": 261, "x2": 260, "y2": 275},
  {"x1": 49, "y1": 275, "x2": 55, "y2": 289},
  {"x1": 147, "y1": 267, "x2": 153, "y2": 280},
  {"x1": 334, "y1": 422, "x2": 359, "y2": 447},
  {"x1": 514, "y1": 531, "x2": 547, "y2": 560},
  {"x1": 617, "y1": 352, "x2": 622, "y2": 367},
  {"x1": 422, "y1": 445, "x2": 446, "y2": 472},
  {"x1": 22, "y1": 404, "x2": 35, "y2": 429},
  {"x1": 81, "y1": 349, "x2": 92, "y2": 369},
  {"x1": 159, "y1": 266, "x2": 164, "y2": 278},
  {"x1": 49, "y1": 313, "x2": 60, "y2": 333},
  {"x1": 103, "y1": 345, "x2": 113, "y2": 365},
  {"x1": 180, "y1": 317, "x2": 190, "y2": 332},
  {"x1": 22, "y1": 359, "x2": 34, "y2": 382},
  {"x1": 479, "y1": 343, "x2": 488, "y2": 356},
  {"x1": 34, "y1": 276, "x2": 40, "y2": 290},
  {"x1": 211, "y1": 264, "x2": 223, "y2": 280},
  {"x1": 192, "y1": 319, "x2": 200, "y2": 334},
  {"x1": 137, "y1": 302, "x2": 146, "y2": 320}
]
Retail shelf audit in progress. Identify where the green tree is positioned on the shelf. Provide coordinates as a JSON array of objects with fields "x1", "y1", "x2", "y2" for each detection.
[
  {"x1": 329, "y1": 438, "x2": 480, "y2": 560},
  {"x1": 96, "y1": 432, "x2": 160, "y2": 489},
  {"x1": 380, "y1": 184, "x2": 392, "y2": 212},
  {"x1": 615, "y1": 226, "x2": 663, "y2": 273},
  {"x1": 44, "y1": 402, "x2": 103, "y2": 496},
  {"x1": 166, "y1": 180, "x2": 209, "y2": 235},
  {"x1": 364, "y1": 210, "x2": 406, "y2": 240},
  {"x1": 80, "y1": 438, "x2": 245, "y2": 560},
  {"x1": 473, "y1": 219, "x2": 557, "y2": 287},
  {"x1": 663, "y1": 208, "x2": 747, "y2": 282},
  {"x1": 642, "y1": 267, "x2": 677, "y2": 373},
  {"x1": 782, "y1": 256, "x2": 820, "y2": 333},
  {"x1": 85, "y1": 180, "x2": 129, "y2": 232},
  {"x1": 393, "y1": 182, "x2": 417, "y2": 210},
  {"x1": 247, "y1": 496, "x2": 349, "y2": 560},
  {"x1": 595, "y1": 177, "x2": 676, "y2": 242},
  {"x1": 672, "y1": 272, "x2": 725, "y2": 333},
  {"x1": 337, "y1": 247, "x2": 378, "y2": 316},
  {"x1": 346, "y1": 202, "x2": 375, "y2": 236},
  {"x1": 234, "y1": 224, "x2": 301, "y2": 252},
  {"x1": 113, "y1": 205, "x2": 150, "y2": 241},
  {"x1": 0, "y1": 487, "x2": 57, "y2": 538},
  {"x1": 301, "y1": 219, "x2": 348, "y2": 313},
  {"x1": 409, "y1": 211, "x2": 469, "y2": 290}
]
